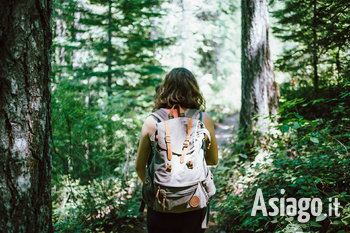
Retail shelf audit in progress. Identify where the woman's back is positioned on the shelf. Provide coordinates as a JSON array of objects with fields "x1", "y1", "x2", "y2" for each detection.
[{"x1": 135, "y1": 68, "x2": 218, "y2": 232}]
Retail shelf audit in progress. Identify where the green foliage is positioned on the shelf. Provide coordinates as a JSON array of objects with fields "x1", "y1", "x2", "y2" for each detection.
[
  {"x1": 214, "y1": 84, "x2": 350, "y2": 232},
  {"x1": 51, "y1": 80, "x2": 151, "y2": 182},
  {"x1": 51, "y1": 0, "x2": 169, "y2": 183},
  {"x1": 272, "y1": 0, "x2": 350, "y2": 89},
  {"x1": 52, "y1": 174, "x2": 142, "y2": 232},
  {"x1": 51, "y1": 0, "x2": 170, "y2": 230}
]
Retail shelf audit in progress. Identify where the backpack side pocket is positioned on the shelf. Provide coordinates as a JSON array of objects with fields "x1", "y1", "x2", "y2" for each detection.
[
  {"x1": 202, "y1": 170, "x2": 216, "y2": 199},
  {"x1": 142, "y1": 172, "x2": 155, "y2": 208}
]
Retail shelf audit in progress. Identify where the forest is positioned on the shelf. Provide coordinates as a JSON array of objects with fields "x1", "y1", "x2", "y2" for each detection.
[{"x1": 0, "y1": 0, "x2": 349, "y2": 232}]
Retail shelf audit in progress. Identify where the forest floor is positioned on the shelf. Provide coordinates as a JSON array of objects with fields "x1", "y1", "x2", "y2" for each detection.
[
  {"x1": 214, "y1": 113, "x2": 240, "y2": 150},
  {"x1": 206, "y1": 113, "x2": 239, "y2": 233}
]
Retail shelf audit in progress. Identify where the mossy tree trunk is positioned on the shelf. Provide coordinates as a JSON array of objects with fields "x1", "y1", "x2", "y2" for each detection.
[{"x1": 0, "y1": 0, "x2": 53, "y2": 232}]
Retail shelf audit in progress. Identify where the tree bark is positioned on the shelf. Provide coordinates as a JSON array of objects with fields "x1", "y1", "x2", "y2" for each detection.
[
  {"x1": 312, "y1": 0, "x2": 319, "y2": 93},
  {"x1": 179, "y1": 0, "x2": 185, "y2": 67},
  {"x1": 240, "y1": 0, "x2": 279, "y2": 138},
  {"x1": 107, "y1": 0, "x2": 112, "y2": 97},
  {"x1": 0, "y1": 0, "x2": 53, "y2": 232}
]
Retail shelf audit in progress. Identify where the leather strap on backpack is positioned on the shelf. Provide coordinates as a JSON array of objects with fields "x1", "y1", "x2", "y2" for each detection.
[
  {"x1": 169, "y1": 104, "x2": 185, "y2": 118},
  {"x1": 180, "y1": 118, "x2": 193, "y2": 164},
  {"x1": 164, "y1": 120, "x2": 172, "y2": 161}
]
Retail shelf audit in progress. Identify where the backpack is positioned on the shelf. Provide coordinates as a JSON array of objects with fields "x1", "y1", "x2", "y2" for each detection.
[{"x1": 142, "y1": 105, "x2": 216, "y2": 214}]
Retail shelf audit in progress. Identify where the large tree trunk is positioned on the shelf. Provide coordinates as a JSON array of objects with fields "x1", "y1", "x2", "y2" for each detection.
[
  {"x1": 240, "y1": 0, "x2": 279, "y2": 139},
  {"x1": 0, "y1": 0, "x2": 53, "y2": 232}
]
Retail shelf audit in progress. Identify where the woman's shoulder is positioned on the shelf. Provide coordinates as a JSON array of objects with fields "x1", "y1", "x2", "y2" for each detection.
[
  {"x1": 142, "y1": 115, "x2": 157, "y2": 137},
  {"x1": 201, "y1": 111, "x2": 210, "y2": 118},
  {"x1": 200, "y1": 111, "x2": 214, "y2": 128},
  {"x1": 149, "y1": 107, "x2": 211, "y2": 120}
]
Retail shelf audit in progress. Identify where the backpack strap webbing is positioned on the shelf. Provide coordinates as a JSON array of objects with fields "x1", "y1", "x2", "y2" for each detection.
[
  {"x1": 185, "y1": 109, "x2": 203, "y2": 121},
  {"x1": 151, "y1": 108, "x2": 202, "y2": 121},
  {"x1": 151, "y1": 108, "x2": 169, "y2": 122},
  {"x1": 185, "y1": 109, "x2": 199, "y2": 118},
  {"x1": 170, "y1": 104, "x2": 185, "y2": 118}
]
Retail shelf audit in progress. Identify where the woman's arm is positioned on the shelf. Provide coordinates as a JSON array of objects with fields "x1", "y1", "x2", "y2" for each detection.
[
  {"x1": 135, "y1": 116, "x2": 157, "y2": 182},
  {"x1": 202, "y1": 112, "x2": 218, "y2": 165}
]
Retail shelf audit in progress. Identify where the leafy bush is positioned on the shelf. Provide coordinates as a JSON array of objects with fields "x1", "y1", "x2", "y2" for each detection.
[
  {"x1": 52, "y1": 172, "x2": 143, "y2": 232},
  {"x1": 214, "y1": 83, "x2": 350, "y2": 232}
]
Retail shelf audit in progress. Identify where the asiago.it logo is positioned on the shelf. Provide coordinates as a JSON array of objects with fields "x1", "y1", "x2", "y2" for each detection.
[{"x1": 251, "y1": 188, "x2": 340, "y2": 223}]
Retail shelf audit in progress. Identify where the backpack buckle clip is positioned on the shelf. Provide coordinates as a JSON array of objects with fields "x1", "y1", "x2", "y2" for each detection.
[
  {"x1": 166, "y1": 163, "x2": 172, "y2": 172},
  {"x1": 183, "y1": 139, "x2": 190, "y2": 148},
  {"x1": 186, "y1": 160, "x2": 193, "y2": 169},
  {"x1": 165, "y1": 136, "x2": 171, "y2": 143}
]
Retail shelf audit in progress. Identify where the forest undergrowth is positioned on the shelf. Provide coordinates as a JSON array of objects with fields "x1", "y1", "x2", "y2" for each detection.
[{"x1": 212, "y1": 82, "x2": 350, "y2": 233}]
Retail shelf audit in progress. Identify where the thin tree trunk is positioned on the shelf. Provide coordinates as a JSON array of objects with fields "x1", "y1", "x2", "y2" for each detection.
[
  {"x1": 107, "y1": 0, "x2": 112, "y2": 97},
  {"x1": 64, "y1": 113, "x2": 73, "y2": 172},
  {"x1": 335, "y1": 47, "x2": 342, "y2": 82},
  {"x1": 180, "y1": 0, "x2": 185, "y2": 67},
  {"x1": 312, "y1": 0, "x2": 319, "y2": 93},
  {"x1": 0, "y1": 0, "x2": 53, "y2": 232},
  {"x1": 239, "y1": 0, "x2": 279, "y2": 139}
]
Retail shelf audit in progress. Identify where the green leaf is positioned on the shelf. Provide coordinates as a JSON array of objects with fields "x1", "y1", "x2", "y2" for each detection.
[
  {"x1": 309, "y1": 221, "x2": 322, "y2": 227},
  {"x1": 331, "y1": 220, "x2": 343, "y2": 226},
  {"x1": 341, "y1": 215, "x2": 350, "y2": 225},
  {"x1": 310, "y1": 137, "x2": 319, "y2": 144},
  {"x1": 291, "y1": 122, "x2": 300, "y2": 129},
  {"x1": 271, "y1": 219, "x2": 278, "y2": 224},
  {"x1": 281, "y1": 125, "x2": 290, "y2": 132},
  {"x1": 316, "y1": 213, "x2": 327, "y2": 222}
]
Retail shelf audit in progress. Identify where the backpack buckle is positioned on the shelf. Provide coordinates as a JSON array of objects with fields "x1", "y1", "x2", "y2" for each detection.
[
  {"x1": 166, "y1": 163, "x2": 172, "y2": 172},
  {"x1": 165, "y1": 136, "x2": 171, "y2": 143},
  {"x1": 183, "y1": 139, "x2": 190, "y2": 148},
  {"x1": 156, "y1": 187, "x2": 167, "y2": 210},
  {"x1": 186, "y1": 160, "x2": 193, "y2": 169}
]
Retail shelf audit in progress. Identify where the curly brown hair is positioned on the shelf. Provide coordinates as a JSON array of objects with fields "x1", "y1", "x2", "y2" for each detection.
[{"x1": 154, "y1": 68, "x2": 206, "y2": 111}]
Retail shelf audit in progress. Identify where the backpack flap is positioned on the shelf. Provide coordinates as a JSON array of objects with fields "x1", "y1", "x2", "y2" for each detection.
[{"x1": 156, "y1": 118, "x2": 200, "y2": 155}]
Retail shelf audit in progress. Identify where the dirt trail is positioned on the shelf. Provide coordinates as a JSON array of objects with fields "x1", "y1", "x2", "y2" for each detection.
[
  {"x1": 215, "y1": 113, "x2": 240, "y2": 149},
  {"x1": 206, "y1": 113, "x2": 240, "y2": 233}
]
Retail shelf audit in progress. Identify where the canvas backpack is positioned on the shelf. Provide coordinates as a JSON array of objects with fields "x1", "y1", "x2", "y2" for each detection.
[{"x1": 142, "y1": 105, "x2": 216, "y2": 215}]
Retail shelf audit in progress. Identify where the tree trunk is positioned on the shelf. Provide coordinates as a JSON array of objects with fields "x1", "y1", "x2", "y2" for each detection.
[
  {"x1": 107, "y1": 0, "x2": 112, "y2": 97},
  {"x1": 0, "y1": 0, "x2": 53, "y2": 232},
  {"x1": 240, "y1": 0, "x2": 279, "y2": 138},
  {"x1": 179, "y1": 0, "x2": 185, "y2": 67},
  {"x1": 312, "y1": 0, "x2": 319, "y2": 93}
]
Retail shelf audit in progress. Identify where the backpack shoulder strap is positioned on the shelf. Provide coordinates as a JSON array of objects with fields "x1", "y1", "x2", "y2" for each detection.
[
  {"x1": 185, "y1": 108, "x2": 202, "y2": 120},
  {"x1": 150, "y1": 108, "x2": 169, "y2": 122}
]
